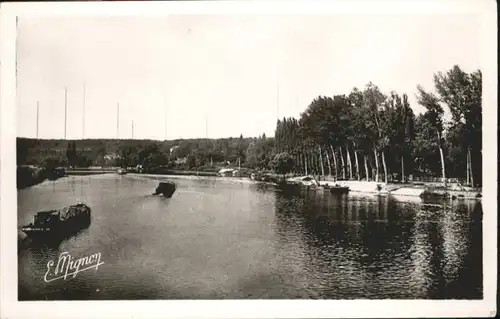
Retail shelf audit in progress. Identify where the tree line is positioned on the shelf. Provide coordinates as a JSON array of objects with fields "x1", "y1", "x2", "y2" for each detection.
[
  {"x1": 273, "y1": 65, "x2": 482, "y2": 186},
  {"x1": 17, "y1": 135, "x2": 276, "y2": 172},
  {"x1": 16, "y1": 65, "x2": 481, "y2": 185}
]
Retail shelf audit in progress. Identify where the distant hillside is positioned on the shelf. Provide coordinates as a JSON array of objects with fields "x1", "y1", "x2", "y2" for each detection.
[{"x1": 16, "y1": 135, "x2": 275, "y2": 170}]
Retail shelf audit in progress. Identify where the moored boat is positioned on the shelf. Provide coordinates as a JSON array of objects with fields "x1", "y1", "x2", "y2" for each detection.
[
  {"x1": 275, "y1": 179, "x2": 301, "y2": 190},
  {"x1": 153, "y1": 181, "x2": 176, "y2": 198},
  {"x1": 329, "y1": 185, "x2": 350, "y2": 195},
  {"x1": 46, "y1": 167, "x2": 66, "y2": 181},
  {"x1": 22, "y1": 203, "x2": 91, "y2": 240}
]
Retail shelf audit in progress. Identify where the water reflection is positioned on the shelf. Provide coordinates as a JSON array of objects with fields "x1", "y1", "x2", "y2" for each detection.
[
  {"x1": 408, "y1": 206, "x2": 433, "y2": 298},
  {"x1": 273, "y1": 190, "x2": 482, "y2": 299}
]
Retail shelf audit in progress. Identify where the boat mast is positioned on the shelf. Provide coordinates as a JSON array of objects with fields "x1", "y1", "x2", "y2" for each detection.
[
  {"x1": 82, "y1": 81, "x2": 86, "y2": 139},
  {"x1": 36, "y1": 101, "x2": 39, "y2": 139},
  {"x1": 64, "y1": 87, "x2": 68, "y2": 139},
  {"x1": 116, "y1": 102, "x2": 119, "y2": 140},
  {"x1": 206, "y1": 113, "x2": 213, "y2": 165},
  {"x1": 277, "y1": 81, "x2": 280, "y2": 120}
]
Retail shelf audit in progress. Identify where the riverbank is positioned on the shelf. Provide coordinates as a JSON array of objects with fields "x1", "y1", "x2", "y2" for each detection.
[
  {"x1": 145, "y1": 169, "x2": 218, "y2": 177},
  {"x1": 126, "y1": 173, "x2": 269, "y2": 185},
  {"x1": 66, "y1": 168, "x2": 117, "y2": 175},
  {"x1": 17, "y1": 166, "x2": 120, "y2": 189},
  {"x1": 316, "y1": 179, "x2": 482, "y2": 200},
  {"x1": 18, "y1": 165, "x2": 482, "y2": 201},
  {"x1": 17, "y1": 166, "x2": 66, "y2": 189},
  {"x1": 130, "y1": 173, "x2": 481, "y2": 200}
]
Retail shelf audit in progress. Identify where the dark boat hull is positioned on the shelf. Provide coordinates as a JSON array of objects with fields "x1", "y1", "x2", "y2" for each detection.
[
  {"x1": 329, "y1": 187, "x2": 350, "y2": 195},
  {"x1": 275, "y1": 182, "x2": 303, "y2": 197},
  {"x1": 154, "y1": 182, "x2": 176, "y2": 198},
  {"x1": 22, "y1": 204, "x2": 91, "y2": 241}
]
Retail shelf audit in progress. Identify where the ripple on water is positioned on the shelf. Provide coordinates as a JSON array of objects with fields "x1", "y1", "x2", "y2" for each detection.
[{"x1": 18, "y1": 175, "x2": 483, "y2": 300}]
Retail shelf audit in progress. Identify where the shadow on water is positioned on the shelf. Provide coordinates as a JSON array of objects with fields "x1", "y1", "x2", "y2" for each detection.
[
  {"x1": 273, "y1": 190, "x2": 483, "y2": 299},
  {"x1": 19, "y1": 231, "x2": 84, "y2": 251}
]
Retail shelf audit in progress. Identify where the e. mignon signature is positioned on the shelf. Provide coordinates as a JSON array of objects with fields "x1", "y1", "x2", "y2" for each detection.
[{"x1": 44, "y1": 251, "x2": 104, "y2": 283}]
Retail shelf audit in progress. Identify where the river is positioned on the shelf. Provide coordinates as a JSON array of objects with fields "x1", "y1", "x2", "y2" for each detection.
[{"x1": 17, "y1": 174, "x2": 483, "y2": 300}]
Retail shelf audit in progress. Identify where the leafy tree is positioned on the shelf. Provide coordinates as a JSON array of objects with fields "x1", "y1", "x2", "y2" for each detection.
[
  {"x1": 415, "y1": 85, "x2": 446, "y2": 182},
  {"x1": 433, "y1": 66, "x2": 482, "y2": 186},
  {"x1": 272, "y1": 152, "x2": 295, "y2": 177},
  {"x1": 362, "y1": 83, "x2": 387, "y2": 182}
]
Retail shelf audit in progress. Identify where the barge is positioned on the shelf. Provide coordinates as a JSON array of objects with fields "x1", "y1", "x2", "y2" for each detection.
[
  {"x1": 22, "y1": 203, "x2": 91, "y2": 240},
  {"x1": 153, "y1": 181, "x2": 176, "y2": 198},
  {"x1": 329, "y1": 185, "x2": 350, "y2": 195}
]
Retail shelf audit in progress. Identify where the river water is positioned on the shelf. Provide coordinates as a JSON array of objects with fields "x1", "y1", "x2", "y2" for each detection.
[{"x1": 17, "y1": 174, "x2": 483, "y2": 300}]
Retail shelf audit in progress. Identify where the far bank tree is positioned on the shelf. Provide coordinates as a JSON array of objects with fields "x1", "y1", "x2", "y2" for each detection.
[{"x1": 272, "y1": 152, "x2": 295, "y2": 179}]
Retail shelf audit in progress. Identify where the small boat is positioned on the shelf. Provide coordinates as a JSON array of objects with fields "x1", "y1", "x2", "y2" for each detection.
[
  {"x1": 314, "y1": 186, "x2": 327, "y2": 191},
  {"x1": 22, "y1": 203, "x2": 91, "y2": 240},
  {"x1": 329, "y1": 186, "x2": 350, "y2": 195},
  {"x1": 297, "y1": 176, "x2": 317, "y2": 187},
  {"x1": 275, "y1": 180, "x2": 302, "y2": 194},
  {"x1": 153, "y1": 181, "x2": 176, "y2": 198},
  {"x1": 47, "y1": 167, "x2": 66, "y2": 181}
]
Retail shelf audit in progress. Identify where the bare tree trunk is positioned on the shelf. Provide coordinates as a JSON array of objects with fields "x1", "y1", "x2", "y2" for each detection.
[
  {"x1": 294, "y1": 153, "x2": 299, "y2": 174},
  {"x1": 300, "y1": 153, "x2": 304, "y2": 175},
  {"x1": 301, "y1": 153, "x2": 305, "y2": 175},
  {"x1": 292, "y1": 153, "x2": 300, "y2": 174},
  {"x1": 330, "y1": 145, "x2": 337, "y2": 181},
  {"x1": 364, "y1": 154, "x2": 370, "y2": 181},
  {"x1": 373, "y1": 146, "x2": 379, "y2": 182},
  {"x1": 316, "y1": 153, "x2": 320, "y2": 175},
  {"x1": 295, "y1": 153, "x2": 299, "y2": 174},
  {"x1": 381, "y1": 150, "x2": 388, "y2": 184},
  {"x1": 325, "y1": 146, "x2": 332, "y2": 177},
  {"x1": 304, "y1": 152, "x2": 308, "y2": 175},
  {"x1": 339, "y1": 146, "x2": 346, "y2": 180},
  {"x1": 354, "y1": 150, "x2": 360, "y2": 181},
  {"x1": 469, "y1": 147, "x2": 474, "y2": 187},
  {"x1": 307, "y1": 152, "x2": 311, "y2": 174},
  {"x1": 308, "y1": 152, "x2": 313, "y2": 175},
  {"x1": 439, "y1": 146, "x2": 446, "y2": 184},
  {"x1": 401, "y1": 155, "x2": 405, "y2": 183},
  {"x1": 438, "y1": 132, "x2": 446, "y2": 184},
  {"x1": 318, "y1": 146, "x2": 325, "y2": 176},
  {"x1": 466, "y1": 151, "x2": 470, "y2": 185},
  {"x1": 308, "y1": 152, "x2": 313, "y2": 174},
  {"x1": 346, "y1": 144, "x2": 353, "y2": 180},
  {"x1": 311, "y1": 153, "x2": 316, "y2": 175},
  {"x1": 305, "y1": 154, "x2": 308, "y2": 175}
]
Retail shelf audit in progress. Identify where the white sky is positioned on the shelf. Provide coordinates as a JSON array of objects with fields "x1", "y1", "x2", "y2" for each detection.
[{"x1": 17, "y1": 14, "x2": 482, "y2": 140}]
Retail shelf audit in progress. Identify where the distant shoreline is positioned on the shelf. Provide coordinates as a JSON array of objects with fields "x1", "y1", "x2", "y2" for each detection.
[{"x1": 19, "y1": 166, "x2": 482, "y2": 201}]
